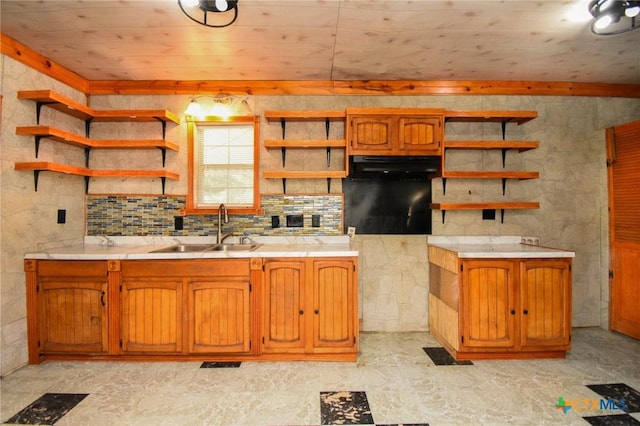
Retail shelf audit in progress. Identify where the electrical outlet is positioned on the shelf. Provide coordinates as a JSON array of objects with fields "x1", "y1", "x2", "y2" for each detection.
[
  {"x1": 521, "y1": 236, "x2": 540, "y2": 245},
  {"x1": 347, "y1": 226, "x2": 356, "y2": 238}
]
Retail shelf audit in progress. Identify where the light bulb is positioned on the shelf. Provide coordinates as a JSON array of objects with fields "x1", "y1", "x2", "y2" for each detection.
[
  {"x1": 185, "y1": 99, "x2": 204, "y2": 116},
  {"x1": 594, "y1": 14, "x2": 613, "y2": 29},
  {"x1": 625, "y1": 5, "x2": 640, "y2": 17},
  {"x1": 215, "y1": 0, "x2": 228, "y2": 11}
]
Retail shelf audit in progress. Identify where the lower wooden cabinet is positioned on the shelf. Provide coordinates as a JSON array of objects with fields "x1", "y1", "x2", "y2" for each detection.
[
  {"x1": 27, "y1": 260, "x2": 108, "y2": 359},
  {"x1": 187, "y1": 279, "x2": 251, "y2": 354},
  {"x1": 120, "y1": 278, "x2": 183, "y2": 353},
  {"x1": 24, "y1": 255, "x2": 358, "y2": 363},
  {"x1": 262, "y1": 258, "x2": 358, "y2": 358},
  {"x1": 428, "y1": 252, "x2": 572, "y2": 360}
]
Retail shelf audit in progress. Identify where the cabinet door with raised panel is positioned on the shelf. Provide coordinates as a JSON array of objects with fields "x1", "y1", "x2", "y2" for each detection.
[
  {"x1": 519, "y1": 259, "x2": 571, "y2": 349},
  {"x1": 120, "y1": 279, "x2": 183, "y2": 353},
  {"x1": 398, "y1": 116, "x2": 442, "y2": 154},
  {"x1": 349, "y1": 116, "x2": 396, "y2": 153},
  {"x1": 312, "y1": 259, "x2": 357, "y2": 352},
  {"x1": 461, "y1": 260, "x2": 517, "y2": 349},
  {"x1": 39, "y1": 281, "x2": 108, "y2": 353},
  {"x1": 36, "y1": 261, "x2": 108, "y2": 354},
  {"x1": 187, "y1": 279, "x2": 251, "y2": 354},
  {"x1": 262, "y1": 260, "x2": 306, "y2": 353}
]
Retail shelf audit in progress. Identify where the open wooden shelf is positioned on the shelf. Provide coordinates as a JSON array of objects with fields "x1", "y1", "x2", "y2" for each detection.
[
  {"x1": 264, "y1": 110, "x2": 345, "y2": 121},
  {"x1": 18, "y1": 90, "x2": 180, "y2": 124},
  {"x1": 16, "y1": 126, "x2": 179, "y2": 166},
  {"x1": 16, "y1": 89, "x2": 181, "y2": 193},
  {"x1": 15, "y1": 162, "x2": 179, "y2": 194},
  {"x1": 441, "y1": 171, "x2": 539, "y2": 179},
  {"x1": 444, "y1": 140, "x2": 539, "y2": 151},
  {"x1": 263, "y1": 110, "x2": 348, "y2": 193},
  {"x1": 263, "y1": 171, "x2": 347, "y2": 179},
  {"x1": 430, "y1": 202, "x2": 540, "y2": 223},
  {"x1": 444, "y1": 110, "x2": 537, "y2": 125},
  {"x1": 264, "y1": 139, "x2": 346, "y2": 149}
]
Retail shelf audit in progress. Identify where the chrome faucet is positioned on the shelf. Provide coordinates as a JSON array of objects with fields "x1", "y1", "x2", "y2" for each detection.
[{"x1": 216, "y1": 203, "x2": 230, "y2": 244}]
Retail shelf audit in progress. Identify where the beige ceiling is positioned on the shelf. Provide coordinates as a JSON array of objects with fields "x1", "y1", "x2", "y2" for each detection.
[{"x1": 1, "y1": 0, "x2": 639, "y2": 84}]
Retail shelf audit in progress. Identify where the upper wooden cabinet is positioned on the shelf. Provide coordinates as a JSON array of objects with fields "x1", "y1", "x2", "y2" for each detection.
[{"x1": 347, "y1": 108, "x2": 445, "y2": 156}]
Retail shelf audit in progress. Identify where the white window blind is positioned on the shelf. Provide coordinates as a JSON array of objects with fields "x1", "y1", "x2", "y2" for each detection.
[{"x1": 194, "y1": 122, "x2": 254, "y2": 208}]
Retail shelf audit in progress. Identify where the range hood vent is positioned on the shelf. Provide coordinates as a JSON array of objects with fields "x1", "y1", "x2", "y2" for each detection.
[{"x1": 349, "y1": 155, "x2": 441, "y2": 175}]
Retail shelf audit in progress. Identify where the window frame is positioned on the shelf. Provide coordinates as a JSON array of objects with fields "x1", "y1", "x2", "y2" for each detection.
[{"x1": 185, "y1": 115, "x2": 261, "y2": 215}]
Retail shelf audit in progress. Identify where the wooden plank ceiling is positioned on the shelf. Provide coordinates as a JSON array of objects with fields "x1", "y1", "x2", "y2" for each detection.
[{"x1": 1, "y1": 0, "x2": 638, "y2": 84}]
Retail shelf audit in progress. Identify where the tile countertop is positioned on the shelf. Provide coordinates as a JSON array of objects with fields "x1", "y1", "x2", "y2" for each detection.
[
  {"x1": 24, "y1": 236, "x2": 358, "y2": 260},
  {"x1": 427, "y1": 236, "x2": 575, "y2": 259}
]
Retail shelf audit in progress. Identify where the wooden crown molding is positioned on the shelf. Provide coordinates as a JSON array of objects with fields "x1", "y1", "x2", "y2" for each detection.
[{"x1": 3, "y1": 32, "x2": 640, "y2": 98}]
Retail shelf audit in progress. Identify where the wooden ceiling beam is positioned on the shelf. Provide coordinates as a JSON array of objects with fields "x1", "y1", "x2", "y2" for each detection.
[{"x1": 3, "y1": 32, "x2": 639, "y2": 98}]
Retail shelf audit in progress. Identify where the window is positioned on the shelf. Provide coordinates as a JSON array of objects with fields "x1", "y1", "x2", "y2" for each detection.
[{"x1": 186, "y1": 116, "x2": 260, "y2": 214}]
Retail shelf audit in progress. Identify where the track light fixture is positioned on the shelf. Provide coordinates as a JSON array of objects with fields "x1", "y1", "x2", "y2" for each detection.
[
  {"x1": 178, "y1": 0, "x2": 239, "y2": 28},
  {"x1": 589, "y1": 0, "x2": 640, "y2": 35}
]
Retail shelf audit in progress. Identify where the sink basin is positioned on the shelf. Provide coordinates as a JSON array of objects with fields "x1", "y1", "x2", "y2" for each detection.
[
  {"x1": 150, "y1": 244, "x2": 216, "y2": 253},
  {"x1": 150, "y1": 243, "x2": 261, "y2": 253},
  {"x1": 210, "y1": 243, "x2": 262, "y2": 251}
]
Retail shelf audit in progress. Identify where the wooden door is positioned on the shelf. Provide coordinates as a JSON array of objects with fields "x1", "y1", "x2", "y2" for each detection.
[
  {"x1": 519, "y1": 260, "x2": 572, "y2": 349},
  {"x1": 607, "y1": 119, "x2": 640, "y2": 340},
  {"x1": 187, "y1": 279, "x2": 251, "y2": 353},
  {"x1": 39, "y1": 280, "x2": 108, "y2": 353},
  {"x1": 262, "y1": 260, "x2": 306, "y2": 353},
  {"x1": 312, "y1": 259, "x2": 356, "y2": 352},
  {"x1": 120, "y1": 279, "x2": 183, "y2": 353},
  {"x1": 398, "y1": 116, "x2": 442, "y2": 154},
  {"x1": 461, "y1": 260, "x2": 517, "y2": 349},
  {"x1": 348, "y1": 116, "x2": 396, "y2": 153}
]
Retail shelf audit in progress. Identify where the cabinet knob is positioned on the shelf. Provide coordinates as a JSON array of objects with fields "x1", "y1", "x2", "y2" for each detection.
[
  {"x1": 510, "y1": 309, "x2": 516, "y2": 315},
  {"x1": 299, "y1": 310, "x2": 304, "y2": 315},
  {"x1": 523, "y1": 309, "x2": 529, "y2": 315},
  {"x1": 314, "y1": 309, "x2": 320, "y2": 315}
]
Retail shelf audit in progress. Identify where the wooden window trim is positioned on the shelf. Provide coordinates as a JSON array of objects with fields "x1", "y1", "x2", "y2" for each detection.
[{"x1": 185, "y1": 115, "x2": 262, "y2": 215}]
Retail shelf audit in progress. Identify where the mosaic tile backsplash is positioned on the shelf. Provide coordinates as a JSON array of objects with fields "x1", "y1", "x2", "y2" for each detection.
[{"x1": 86, "y1": 194, "x2": 343, "y2": 236}]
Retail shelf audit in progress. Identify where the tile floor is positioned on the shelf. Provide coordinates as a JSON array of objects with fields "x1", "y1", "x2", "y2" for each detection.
[{"x1": 1, "y1": 328, "x2": 640, "y2": 425}]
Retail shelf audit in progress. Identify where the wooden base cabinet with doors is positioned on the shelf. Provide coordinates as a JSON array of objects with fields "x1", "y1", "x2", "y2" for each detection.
[
  {"x1": 24, "y1": 256, "x2": 357, "y2": 363},
  {"x1": 428, "y1": 247, "x2": 572, "y2": 360},
  {"x1": 24, "y1": 260, "x2": 109, "y2": 363},
  {"x1": 262, "y1": 257, "x2": 358, "y2": 360}
]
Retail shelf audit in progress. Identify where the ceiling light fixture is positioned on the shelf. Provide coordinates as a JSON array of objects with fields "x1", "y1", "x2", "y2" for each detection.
[
  {"x1": 589, "y1": 0, "x2": 640, "y2": 35},
  {"x1": 185, "y1": 95, "x2": 252, "y2": 119},
  {"x1": 178, "y1": 0, "x2": 239, "y2": 28}
]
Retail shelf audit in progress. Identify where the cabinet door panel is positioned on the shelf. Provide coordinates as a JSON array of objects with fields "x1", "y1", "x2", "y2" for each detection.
[
  {"x1": 39, "y1": 280, "x2": 107, "y2": 353},
  {"x1": 462, "y1": 260, "x2": 517, "y2": 348},
  {"x1": 121, "y1": 279, "x2": 182, "y2": 353},
  {"x1": 398, "y1": 116, "x2": 442, "y2": 154},
  {"x1": 349, "y1": 116, "x2": 395, "y2": 152},
  {"x1": 263, "y1": 261, "x2": 306, "y2": 352},
  {"x1": 313, "y1": 260, "x2": 356, "y2": 351},
  {"x1": 188, "y1": 280, "x2": 251, "y2": 353},
  {"x1": 520, "y1": 260, "x2": 571, "y2": 348}
]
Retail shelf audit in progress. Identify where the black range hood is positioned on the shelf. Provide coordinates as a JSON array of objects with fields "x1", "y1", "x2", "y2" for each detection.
[{"x1": 349, "y1": 155, "x2": 441, "y2": 175}]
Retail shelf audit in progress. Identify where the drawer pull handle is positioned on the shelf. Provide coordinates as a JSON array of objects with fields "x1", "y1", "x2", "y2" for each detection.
[
  {"x1": 510, "y1": 309, "x2": 516, "y2": 315},
  {"x1": 100, "y1": 291, "x2": 106, "y2": 307},
  {"x1": 523, "y1": 309, "x2": 529, "y2": 315},
  {"x1": 299, "y1": 310, "x2": 304, "y2": 315}
]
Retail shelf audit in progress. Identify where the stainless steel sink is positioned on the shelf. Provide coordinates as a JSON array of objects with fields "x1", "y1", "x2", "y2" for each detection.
[
  {"x1": 210, "y1": 243, "x2": 261, "y2": 251},
  {"x1": 150, "y1": 244, "x2": 216, "y2": 253},
  {"x1": 150, "y1": 243, "x2": 261, "y2": 253}
]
